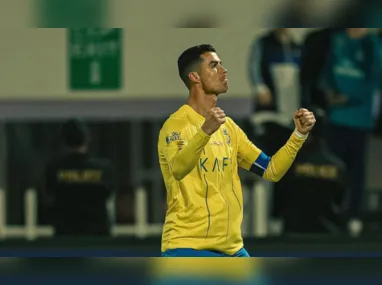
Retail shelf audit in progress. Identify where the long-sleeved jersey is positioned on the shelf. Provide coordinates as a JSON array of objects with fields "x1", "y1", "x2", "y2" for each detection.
[{"x1": 158, "y1": 104, "x2": 306, "y2": 255}]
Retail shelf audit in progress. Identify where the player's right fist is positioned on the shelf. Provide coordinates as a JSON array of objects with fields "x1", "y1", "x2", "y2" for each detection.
[{"x1": 202, "y1": 107, "x2": 226, "y2": 135}]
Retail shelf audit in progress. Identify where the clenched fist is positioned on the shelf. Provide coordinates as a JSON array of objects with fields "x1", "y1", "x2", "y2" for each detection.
[
  {"x1": 293, "y1": 108, "x2": 316, "y2": 135},
  {"x1": 202, "y1": 107, "x2": 226, "y2": 135}
]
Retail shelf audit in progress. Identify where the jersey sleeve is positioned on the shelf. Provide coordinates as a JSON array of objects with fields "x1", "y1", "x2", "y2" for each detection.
[
  {"x1": 233, "y1": 119, "x2": 307, "y2": 182},
  {"x1": 158, "y1": 118, "x2": 211, "y2": 180}
]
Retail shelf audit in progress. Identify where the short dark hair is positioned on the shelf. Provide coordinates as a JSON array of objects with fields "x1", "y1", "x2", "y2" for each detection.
[
  {"x1": 177, "y1": 44, "x2": 216, "y2": 89},
  {"x1": 61, "y1": 118, "x2": 90, "y2": 148}
]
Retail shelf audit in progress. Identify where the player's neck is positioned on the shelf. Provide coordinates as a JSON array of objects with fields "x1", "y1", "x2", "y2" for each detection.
[{"x1": 187, "y1": 91, "x2": 217, "y2": 118}]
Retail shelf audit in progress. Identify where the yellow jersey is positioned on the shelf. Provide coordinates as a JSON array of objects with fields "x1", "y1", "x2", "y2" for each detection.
[{"x1": 158, "y1": 104, "x2": 306, "y2": 255}]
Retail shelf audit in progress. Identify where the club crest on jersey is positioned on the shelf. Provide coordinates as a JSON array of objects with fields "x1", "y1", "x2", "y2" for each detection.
[
  {"x1": 166, "y1": 132, "x2": 182, "y2": 144},
  {"x1": 223, "y1": 128, "x2": 231, "y2": 145}
]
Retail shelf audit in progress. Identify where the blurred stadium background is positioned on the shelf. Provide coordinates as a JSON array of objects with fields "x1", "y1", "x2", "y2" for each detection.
[{"x1": 0, "y1": 0, "x2": 382, "y2": 284}]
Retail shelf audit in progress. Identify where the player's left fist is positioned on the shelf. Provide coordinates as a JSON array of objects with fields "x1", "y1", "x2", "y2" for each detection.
[{"x1": 293, "y1": 108, "x2": 316, "y2": 135}]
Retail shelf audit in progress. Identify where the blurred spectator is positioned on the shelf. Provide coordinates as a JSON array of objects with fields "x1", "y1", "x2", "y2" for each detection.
[
  {"x1": 320, "y1": 28, "x2": 382, "y2": 233},
  {"x1": 300, "y1": 28, "x2": 342, "y2": 110},
  {"x1": 44, "y1": 118, "x2": 116, "y2": 237},
  {"x1": 248, "y1": 28, "x2": 301, "y2": 116},
  {"x1": 276, "y1": 108, "x2": 347, "y2": 235},
  {"x1": 247, "y1": 29, "x2": 303, "y2": 233}
]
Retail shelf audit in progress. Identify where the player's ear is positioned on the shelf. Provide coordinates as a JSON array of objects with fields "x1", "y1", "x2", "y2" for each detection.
[{"x1": 188, "y1": 71, "x2": 201, "y2": 84}]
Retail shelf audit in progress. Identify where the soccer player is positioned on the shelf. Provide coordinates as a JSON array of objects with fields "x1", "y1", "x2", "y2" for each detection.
[{"x1": 158, "y1": 44, "x2": 316, "y2": 257}]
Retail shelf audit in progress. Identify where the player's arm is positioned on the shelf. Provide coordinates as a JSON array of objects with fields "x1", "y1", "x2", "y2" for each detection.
[
  {"x1": 237, "y1": 109, "x2": 316, "y2": 182},
  {"x1": 160, "y1": 108, "x2": 226, "y2": 180},
  {"x1": 160, "y1": 125, "x2": 210, "y2": 181}
]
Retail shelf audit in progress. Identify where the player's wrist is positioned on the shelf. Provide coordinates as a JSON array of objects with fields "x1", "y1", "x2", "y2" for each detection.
[
  {"x1": 201, "y1": 124, "x2": 213, "y2": 136},
  {"x1": 294, "y1": 129, "x2": 309, "y2": 139}
]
